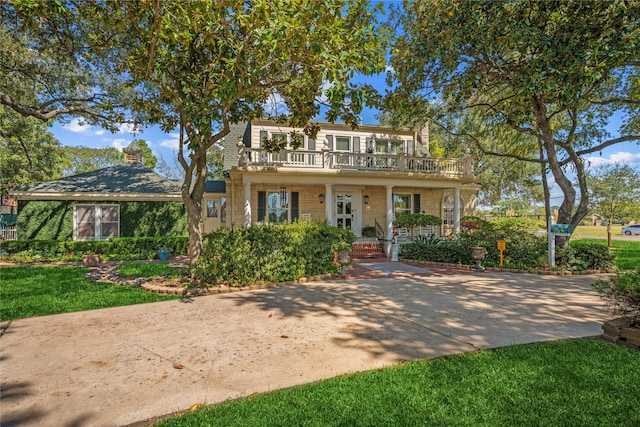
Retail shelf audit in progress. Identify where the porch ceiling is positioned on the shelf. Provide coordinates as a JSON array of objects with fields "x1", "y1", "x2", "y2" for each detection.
[{"x1": 229, "y1": 168, "x2": 480, "y2": 188}]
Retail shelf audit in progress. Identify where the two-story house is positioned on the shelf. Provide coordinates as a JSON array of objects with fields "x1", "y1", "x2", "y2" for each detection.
[{"x1": 202, "y1": 119, "x2": 480, "y2": 254}]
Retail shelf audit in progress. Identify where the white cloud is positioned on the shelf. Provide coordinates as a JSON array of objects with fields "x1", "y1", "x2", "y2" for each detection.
[
  {"x1": 385, "y1": 64, "x2": 395, "y2": 74},
  {"x1": 159, "y1": 133, "x2": 180, "y2": 150},
  {"x1": 111, "y1": 138, "x2": 128, "y2": 151},
  {"x1": 63, "y1": 118, "x2": 91, "y2": 133},
  {"x1": 117, "y1": 123, "x2": 136, "y2": 134},
  {"x1": 584, "y1": 151, "x2": 640, "y2": 168},
  {"x1": 94, "y1": 129, "x2": 105, "y2": 136}
]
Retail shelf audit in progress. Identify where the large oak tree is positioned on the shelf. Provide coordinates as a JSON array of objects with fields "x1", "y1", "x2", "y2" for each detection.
[
  {"x1": 18, "y1": 0, "x2": 386, "y2": 261},
  {"x1": 388, "y1": 0, "x2": 640, "y2": 246}
]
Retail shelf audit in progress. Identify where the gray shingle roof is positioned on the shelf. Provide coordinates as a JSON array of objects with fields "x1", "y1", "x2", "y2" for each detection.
[{"x1": 15, "y1": 163, "x2": 182, "y2": 195}]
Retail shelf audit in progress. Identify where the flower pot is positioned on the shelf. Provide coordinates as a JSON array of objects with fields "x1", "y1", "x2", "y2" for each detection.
[
  {"x1": 83, "y1": 254, "x2": 100, "y2": 267},
  {"x1": 158, "y1": 248, "x2": 171, "y2": 261}
]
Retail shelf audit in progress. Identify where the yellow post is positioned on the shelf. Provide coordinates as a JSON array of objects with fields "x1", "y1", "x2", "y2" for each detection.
[{"x1": 497, "y1": 240, "x2": 506, "y2": 267}]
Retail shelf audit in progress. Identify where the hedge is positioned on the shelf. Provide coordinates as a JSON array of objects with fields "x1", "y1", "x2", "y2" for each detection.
[
  {"x1": 0, "y1": 236, "x2": 188, "y2": 262},
  {"x1": 17, "y1": 200, "x2": 187, "y2": 240},
  {"x1": 191, "y1": 221, "x2": 355, "y2": 287}
]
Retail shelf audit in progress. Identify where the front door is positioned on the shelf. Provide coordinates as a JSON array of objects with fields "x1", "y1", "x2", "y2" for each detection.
[{"x1": 335, "y1": 193, "x2": 353, "y2": 230}]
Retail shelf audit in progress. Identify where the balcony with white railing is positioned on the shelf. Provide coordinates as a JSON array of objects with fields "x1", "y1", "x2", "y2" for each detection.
[{"x1": 238, "y1": 147, "x2": 472, "y2": 176}]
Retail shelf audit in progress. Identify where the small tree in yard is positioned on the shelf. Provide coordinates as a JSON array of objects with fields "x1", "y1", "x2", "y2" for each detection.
[{"x1": 588, "y1": 163, "x2": 640, "y2": 247}]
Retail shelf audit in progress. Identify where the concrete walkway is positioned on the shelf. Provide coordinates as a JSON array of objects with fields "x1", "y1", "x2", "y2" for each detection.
[{"x1": 0, "y1": 269, "x2": 610, "y2": 427}]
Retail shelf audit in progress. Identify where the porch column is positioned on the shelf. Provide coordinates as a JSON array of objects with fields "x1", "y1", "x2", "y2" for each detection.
[
  {"x1": 454, "y1": 186, "x2": 461, "y2": 235},
  {"x1": 243, "y1": 182, "x2": 251, "y2": 228},
  {"x1": 325, "y1": 184, "x2": 333, "y2": 225},
  {"x1": 386, "y1": 185, "x2": 394, "y2": 255}
]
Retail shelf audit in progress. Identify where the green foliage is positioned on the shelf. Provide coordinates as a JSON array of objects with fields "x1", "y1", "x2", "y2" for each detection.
[
  {"x1": 0, "y1": 107, "x2": 67, "y2": 195},
  {"x1": 119, "y1": 201, "x2": 187, "y2": 237},
  {"x1": 0, "y1": 266, "x2": 179, "y2": 321},
  {"x1": 587, "y1": 164, "x2": 640, "y2": 246},
  {"x1": 401, "y1": 219, "x2": 619, "y2": 271},
  {"x1": 361, "y1": 225, "x2": 377, "y2": 238},
  {"x1": 17, "y1": 200, "x2": 73, "y2": 240},
  {"x1": 16, "y1": 200, "x2": 187, "y2": 240},
  {"x1": 0, "y1": 236, "x2": 188, "y2": 262},
  {"x1": 558, "y1": 241, "x2": 617, "y2": 272},
  {"x1": 191, "y1": 221, "x2": 354, "y2": 287},
  {"x1": 394, "y1": 213, "x2": 442, "y2": 229},
  {"x1": 387, "y1": 0, "x2": 640, "y2": 231},
  {"x1": 593, "y1": 270, "x2": 640, "y2": 316}
]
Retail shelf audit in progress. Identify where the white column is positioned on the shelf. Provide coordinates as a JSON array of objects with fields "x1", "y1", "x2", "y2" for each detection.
[
  {"x1": 454, "y1": 187, "x2": 461, "y2": 235},
  {"x1": 325, "y1": 184, "x2": 333, "y2": 225},
  {"x1": 386, "y1": 185, "x2": 394, "y2": 255},
  {"x1": 243, "y1": 182, "x2": 251, "y2": 228}
]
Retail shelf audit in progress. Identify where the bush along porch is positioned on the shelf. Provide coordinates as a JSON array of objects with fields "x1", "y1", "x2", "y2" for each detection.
[{"x1": 398, "y1": 218, "x2": 618, "y2": 273}]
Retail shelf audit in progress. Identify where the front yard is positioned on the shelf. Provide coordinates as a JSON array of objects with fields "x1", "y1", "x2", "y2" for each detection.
[
  {"x1": 0, "y1": 265, "x2": 180, "y2": 321},
  {"x1": 156, "y1": 339, "x2": 639, "y2": 426}
]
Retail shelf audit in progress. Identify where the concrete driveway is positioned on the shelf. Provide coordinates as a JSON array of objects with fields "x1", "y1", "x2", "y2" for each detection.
[{"x1": 0, "y1": 270, "x2": 610, "y2": 427}]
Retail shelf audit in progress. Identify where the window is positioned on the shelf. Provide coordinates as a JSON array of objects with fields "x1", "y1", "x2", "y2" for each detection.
[
  {"x1": 335, "y1": 136, "x2": 351, "y2": 151},
  {"x1": 267, "y1": 191, "x2": 289, "y2": 224},
  {"x1": 207, "y1": 200, "x2": 218, "y2": 218},
  {"x1": 271, "y1": 133, "x2": 288, "y2": 162},
  {"x1": 74, "y1": 204, "x2": 119, "y2": 241},
  {"x1": 394, "y1": 194, "x2": 412, "y2": 217},
  {"x1": 443, "y1": 194, "x2": 463, "y2": 226}
]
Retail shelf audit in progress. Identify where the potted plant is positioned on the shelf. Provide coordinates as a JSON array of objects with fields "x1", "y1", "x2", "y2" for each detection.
[
  {"x1": 157, "y1": 244, "x2": 172, "y2": 261},
  {"x1": 471, "y1": 246, "x2": 487, "y2": 271},
  {"x1": 333, "y1": 241, "x2": 353, "y2": 275}
]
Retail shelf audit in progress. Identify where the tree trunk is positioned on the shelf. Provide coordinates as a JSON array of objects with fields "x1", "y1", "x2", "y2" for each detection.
[
  {"x1": 607, "y1": 214, "x2": 613, "y2": 248},
  {"x1": 180, "y1": 149, "x2": 208, "y2": 264},
  {"x1": 532, "y1": 97, "x2": 589, "y2": 249}
]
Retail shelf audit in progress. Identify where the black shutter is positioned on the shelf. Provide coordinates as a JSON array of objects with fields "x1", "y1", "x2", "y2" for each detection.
[
  {"x1": 413, "y1": 194, "x2": 421, "y2": 213},
  {"x1": 291, "y1": 192, "x2": 299, "y2": 221},
  {"x1": 326, "y1": 135, "x2": 333, "y2": 150},
  {"x1": 258, "y1": 191, "x2": 266, "y2": 221},
  {"x1": 365, "y1": 137, "x2": 373, "y2": 152},
  {"x1": 353, "y1": 136, "x2": 361, "y2": 153}
]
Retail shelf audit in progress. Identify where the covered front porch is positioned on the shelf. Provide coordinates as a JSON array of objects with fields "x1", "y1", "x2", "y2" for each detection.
[{"x1": 225, "y1": 169, "x2": 476, "y2": 255}]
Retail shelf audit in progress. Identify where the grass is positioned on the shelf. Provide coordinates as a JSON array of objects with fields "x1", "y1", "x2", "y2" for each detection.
[
  {"x1": 0, "y1": 266, "x2": 181, "y2": 321},
  {"x1": 572, "y1": 225, "x2": 635, "y2": 238},
  {"x1": 576, "y1": 239, "x2": 640, "y2": 271},
  {"x1": 116, "y1": 262, "x2": 183, "y2": 278},
  {"x1": 157, "y1": 339, "x2": 640, "y2": 427}
]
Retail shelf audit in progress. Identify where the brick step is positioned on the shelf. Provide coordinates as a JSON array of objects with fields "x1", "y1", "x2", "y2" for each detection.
[{"x1": 352, "y1": 242, "x2": 386, "y2": 259}]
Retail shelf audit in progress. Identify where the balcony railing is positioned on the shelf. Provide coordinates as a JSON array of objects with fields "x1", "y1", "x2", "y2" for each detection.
[{"x1": 239, "y1": 148, "x2": 472, "y2": 175}]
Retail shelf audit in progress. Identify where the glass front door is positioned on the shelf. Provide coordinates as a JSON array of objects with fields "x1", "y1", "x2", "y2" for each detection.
[{"x1": 335, "y1": 193, "x2": 352, "y2": 230}]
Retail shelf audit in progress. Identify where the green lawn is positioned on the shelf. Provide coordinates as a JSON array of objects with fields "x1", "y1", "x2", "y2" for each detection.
[
  {"x1": 0, "y1": 266, "x2": 180, "y2": 321},
  {"x1": 157, "y1": 339, "x2": 639, "y2": 427},
  {"x1": 576, "y1": 239, "x2": 640, "y2": 271}
]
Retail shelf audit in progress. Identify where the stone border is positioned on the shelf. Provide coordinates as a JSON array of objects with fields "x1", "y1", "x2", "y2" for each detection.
[
  {"x1": 400, "y1": 258, "x2": 608, "y2": 276},
  {"x1": 140, "y1": 273, "x2": 336, "y2": 296}
]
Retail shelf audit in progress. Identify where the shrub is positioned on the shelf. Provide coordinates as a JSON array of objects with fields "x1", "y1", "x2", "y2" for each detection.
[
  {"x1": 0, "y1": 237, "x2": 188, "y2": 262},
  {"x1": 568, "y1": 241, "x2": 616, "y2": 272},
  {"x1": 361, "y1": 225, "x2": 377, "y2": 238},
  {"x1": 592, "y1": 270, "x2": 640, "y2": 316},
  {"x1": 190, "y1": 221, "x2": 354, "y2": 287}
]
